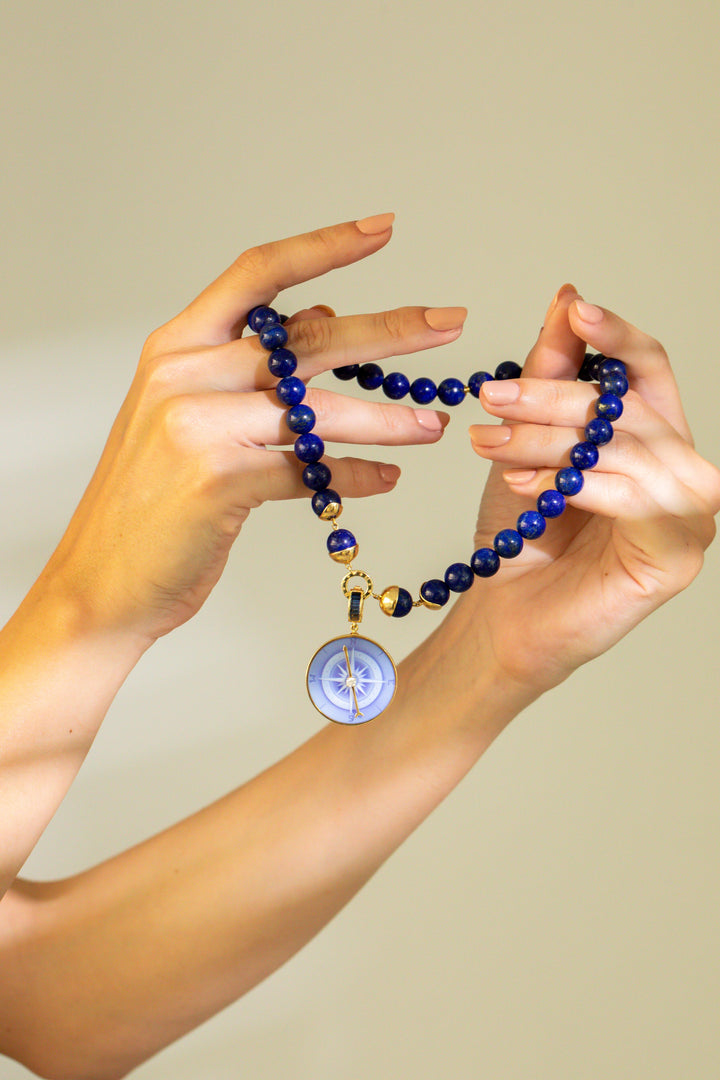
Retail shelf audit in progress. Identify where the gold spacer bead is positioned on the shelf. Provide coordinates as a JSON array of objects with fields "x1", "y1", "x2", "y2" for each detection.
[
  {"x1": 320, "y1": 502, "x2": 343, "y2": 521},
  {"x1": 329, "y1": 544, "x2": 359, "y2": 565},
  {"x1": 379, "y1": 585, "x2": 400, "y2": 616}
]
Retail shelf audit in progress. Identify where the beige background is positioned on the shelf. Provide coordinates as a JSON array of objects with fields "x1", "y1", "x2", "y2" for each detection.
[{"x1": 2, "y1": 1, "x2": 719, "y2": 1077}]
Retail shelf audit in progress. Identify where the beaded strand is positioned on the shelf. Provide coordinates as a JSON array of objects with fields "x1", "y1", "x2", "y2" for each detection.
[{"x1": 247, "y1": 304, "x2": 628, "y2": 615}]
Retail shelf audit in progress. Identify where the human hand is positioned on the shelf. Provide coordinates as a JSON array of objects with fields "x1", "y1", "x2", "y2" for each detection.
[
  {"x1": 42, "y1": 216, "x2": 466, "y2": 645},
  {"x1": 466, "y1": 287, "x2": 720, "y2": 697}
]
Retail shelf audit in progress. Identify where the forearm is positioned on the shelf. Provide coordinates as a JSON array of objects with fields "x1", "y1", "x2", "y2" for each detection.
[
  {"x1": 0, "y1": 572, "x2": 148, "y2": 896},
  {"x1": 0, "y1": 593, "x2": 533, "y2": 1080}
]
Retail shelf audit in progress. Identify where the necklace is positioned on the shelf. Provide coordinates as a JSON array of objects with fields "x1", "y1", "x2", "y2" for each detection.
[{"x1": 248, "y1": 304, "x2": 628, "y2": 725}]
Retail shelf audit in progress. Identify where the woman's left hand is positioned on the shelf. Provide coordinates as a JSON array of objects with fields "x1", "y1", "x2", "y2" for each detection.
[{"x1": 465, "y1": 287, "x2": 720, "y2": 698}]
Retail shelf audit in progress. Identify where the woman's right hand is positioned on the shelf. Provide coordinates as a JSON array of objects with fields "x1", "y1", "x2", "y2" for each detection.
[{"x1": 39, "y1": 215, "x2": 467, "y2": 645}]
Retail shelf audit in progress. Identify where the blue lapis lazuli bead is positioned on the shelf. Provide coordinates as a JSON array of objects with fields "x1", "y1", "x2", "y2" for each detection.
[
  {"x1": 471, "y1": 547, "x2": 500, "y2": 577},
  {"x1": 570, "y1": 441, "x2": 600, "y2": 470},
  {"x1": 555, "y1": 467, "x2": 584, "y2": 496},
  {"x1": 595, "y1": 392, "x2": 624, "y2": 422},
  {"x1": 468, "y1": 371, "x2": 493, "y2": 397},
  {"x1": 495, "y1": 361, "x2": 523, "y2": 380},
  {"x1": 494, "y1": 528, "x2": 524, "y2": 558},
  {"x1": 391, "y1": 587, "x2": 414, "y2": 617},
  {"x1": 577, "y1": 353, "x2": 598, "y2": 382},
  {"x1": 420, "y1": 578, "x2": 450, "y2": 607},
  {"x1": 302, "y1": 462, "x2": 332, "y2": 491},
  {"x1": 597, "y1": 357, "x2": 626, "y2": 379},
  {"x1": 437, "y1": 378, "x2": 466, "y2": 406},
  {"x1": 537, "y1": 489, "x2": 566, "y2": 518},
  {"x1": 410, "y1": 377, "x2": 437, "y2": 404},
  {"x1": 333, "y1": 364, "x2": 360, "y2": 382},
  {"x1": 585, "y1": 417, "x2": 614, "y2": 446},
  {"x1": 600, "y1": 371, "x2": 629, "y2": 398},
  {"x1": 247, "y1": 305, "x2": 279, "y2": 332},
  {"x1": 286, "y1": 404, "x2": 316, "y2": 434},
  {"x1": 383, "y1": 372, "x2": 411, "y2": 400},
  {"x1": 444, "y1": 562, "x2": 474, "y2": 592},
  {"x1": 267, "y1": 347, "x2": 297, "y2": 379},
  {"x1": 357, "y1": 363, "x2": 384, "y2": 390},
  {"x1": 517, "y1": 511, "x2": 546, "y2": 540},
  {"x1": 259, "y1": 323, "x2": 288, "y2": 351},
  {"x1": 294, "y1": 433, "x2": 325, "y2": 463},
  {"x1": 327, "y1": 528, "x2": 357, "y2": 557},
  {"x1": 312, "y1": 488, "x2": 342, "y2": 517},
  {"x1": 276, "y1": 377, "x2": 306, "y2": 406}
]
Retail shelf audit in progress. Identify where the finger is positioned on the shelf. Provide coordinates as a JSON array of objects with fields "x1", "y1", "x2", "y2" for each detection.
[
  {"x1": 169, "y1": 215, "x2": 395, "y2": 347},
  {"x1": 284, "y1": 304, "x2": 337, "y2": 324},
  {"x1": 155, "y1": 306, "x2": 467, "y2": 394},
  {"x1": 474, "y1": 377, "x2": 720, "y2": 508},
  {"x1": 489, "y1": 428, "x2": 716, "y2": 549},
  {"x1": 521, "y1": 284, "x2": 586, "y2": 380},
  {"x1": 568, "y1": 299, "x2": 693, "y2": 443},
  {"x1": 180, "y1": 388, "x2": 450, "y2": 447},
  {"x1": 238, "y1": 449, "x2": 402, "y2": 505}
]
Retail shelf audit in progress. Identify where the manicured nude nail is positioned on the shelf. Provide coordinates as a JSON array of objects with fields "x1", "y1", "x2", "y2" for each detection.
[
  {"x1": 356, "y1": 212, "x2": 396, "y2": 235},
  {"x1": 574, "y1": 300, "x2": 604, "y2": 324},
  {"x1": 481, "y1": 380, "x2": 520, "y2": 404},
  {"x1": 312, "y1": 304, "x2": 337, "y2": 317},
  {"x1": 546, "y1": 283, "x2": 579, "y2": 318},
  {"x1": 504, "y1": 469, "x2": 537, "y2": 484},
  {"x1": 469, "y1": 425, "x2": 512, "y2": 446},
  {"x1": 423, "y1": 307, "x2": 468, "y2": 331},
  {"x1": 379, "y1": 463, "x2": 401, "y2": 483},
  {"x1": 415, "y1": 410, "x2": 446, "y2": 431}
]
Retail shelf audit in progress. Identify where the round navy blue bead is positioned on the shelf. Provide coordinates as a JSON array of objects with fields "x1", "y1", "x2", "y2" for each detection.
[
  {"x1": 276, "y1": 377, "x2": 306, "y2": 406},
  {"x1": 537, "y1": 489, "x2": 566, "y2": 518},
  {"x1": 391, "y1": 587, "x2": 414, "y2": 617},
  {"x1": 327, "y1": 528, "x2": 357, "y2": 556},
  {"x1": 286, "y1": 404, "x2": 316, "y2": 434},
  {"x1": 471, "y1": 547, "x2": 500, "y2": 577},
  {"x1": 420, "y1": 579, "x2": 450, "y2": 607},
  {"x1": 294, "y1": 433, "x2": 325, "y2": 463},
  {"x1": 437, "y1": 378, "x2": 466, "y2": 406},
  {"x1": 247, "y1": 305, "x2": 279, "y2": 333},
  {"x1": 595, "y1": 392, "x2": 624, "y2": 421},
  {"x1": 312, "y1": 489, "x2": 342, "y2": 517},
  {"x1": 259, "y1": 323, "x2": 288, "y2": 351},
  {"x1": 468, "y1": 371, "x2": 493, "y2": 397},
  {"x1": 357, "y1": 363, "x2": 385, "y2": 390},
  {"x1": 302, "y1": 462, "x2": 332, "y2": 490},
  {"x1": 585, "y1": 417, "x2": 614, "y2": 446},
  {"x1": 383, "y1": 372, "x2": 411, "y2": 399},
  {"x1": 599, "y1": 371, "x2": 629, "y2": 398},
  {"x1": 555, "y1": 467, "x2": 584, "y2": 496},
  {"x1": 577, "y1": 353, "x2": 598, "y2": 382},
  {"x1": 267, "y1": 347, "x2": 297, "y2": 379},
  {"x1": 570, "y1": 441, "x2": 600, "y2": 470},
  {"x1": 333, "y1": 364, "x2": 360, "y2": 381},
  {"x1": 494, "y1": 528, "x2": 524, "y2": 558},
  {"x1": 517, "y1": 510, "x2": 546, "y2": 540},
  {"x1": 495, "y1": 361, "x2": 523, "y2": 380},
  {"x1": 410, "y1": 377, "x2": 437, "y2": 404},
  {"x1": 444, "y1": 562, "x2": 475, "y2": 592},
  {"x1": 597, "y1": 357, "x2": 626, "y2": 380}
]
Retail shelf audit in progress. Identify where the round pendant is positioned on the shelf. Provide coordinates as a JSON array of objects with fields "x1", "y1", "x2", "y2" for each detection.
[{"x1": 306, "y1": 634, "x2": 397, "y2": 725}]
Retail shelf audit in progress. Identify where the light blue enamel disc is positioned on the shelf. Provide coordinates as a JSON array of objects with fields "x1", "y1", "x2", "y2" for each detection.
[{"x1": 306, "y1": 634, "x2": 397, "y2": 724}]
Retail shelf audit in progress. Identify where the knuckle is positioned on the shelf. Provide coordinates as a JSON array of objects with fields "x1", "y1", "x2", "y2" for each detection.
[
  {"x1": 157, "y1": 394, "x2": 198, "y2": 450},
  {"x1": 644, "y1": 335, "x2": 670, "y2": 367},
  {"x1": 380, "y1": 307, "x2": 406, "y2": 343},
  {"x1": 232, "y1": 244, "x2": 270, "y2": 282},
  {"x1": 291, "y1": 316, "x2": 333, "y2": 357}
]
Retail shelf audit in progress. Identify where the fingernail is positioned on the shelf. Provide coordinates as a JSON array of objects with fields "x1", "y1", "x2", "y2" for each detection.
[
  {"x1": 546, "y1": 283, "x2": 579, "y2": 318},
  {"x1": 356, "y1": 212, "x2": 395, "y2": 235},
  {"x1": 504, "y1": 469, "x2": 537, "y2": 484},
  {"x1": 481, "y1": 380, "x2": 520, "y2": 404},
  {"x1": 574, "y1": 300, "x2": 604, "y2": 324},
  {"x1": 424, "y1": 307, "x2": 468, "y2": 332},
  {"x1": 379, "y1": 463, "x2": 401, "y2": 483},
  {"x1": 415, "y1": 410, "x2": 447, "y2": 431},
  {"x1": 469, "y1": 425, "x2": 512, "y2": 446},
  {"x1": 311, "y1": 304, "x2": 336, "y2": 317}
]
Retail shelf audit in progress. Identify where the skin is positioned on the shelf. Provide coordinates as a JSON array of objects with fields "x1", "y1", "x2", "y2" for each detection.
[{"x1": 0, "y1": 217, "x2": 718, "y2": 1080}]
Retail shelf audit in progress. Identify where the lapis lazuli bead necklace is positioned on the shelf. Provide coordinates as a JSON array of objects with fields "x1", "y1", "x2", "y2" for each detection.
[{"x1": 248, "y1": 303, "x2": 628, "y2": 725}]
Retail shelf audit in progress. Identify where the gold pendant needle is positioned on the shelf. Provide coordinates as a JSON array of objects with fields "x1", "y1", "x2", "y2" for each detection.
[{"x1": 343, "y1": 645, "x2": 363, "y2": 719}]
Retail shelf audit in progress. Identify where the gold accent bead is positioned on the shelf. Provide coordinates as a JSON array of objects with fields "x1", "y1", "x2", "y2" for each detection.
[
  {"x1": 329, "y1": 544, "x2": 358, "y2": 565},
  {"x1": 320, "y1": 502, "x2": 342, "y2": 521},
  {"x1": 379, "y1": 586, "x2": 400, "y2": 616},
  {"x1": 419, "y1": 582, "x2": 443, "y2": 610}
]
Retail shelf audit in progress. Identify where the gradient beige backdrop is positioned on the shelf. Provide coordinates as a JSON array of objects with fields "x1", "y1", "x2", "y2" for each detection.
[{"x1": 1, "y1": 1, "x2": 719, "y2": 1078}]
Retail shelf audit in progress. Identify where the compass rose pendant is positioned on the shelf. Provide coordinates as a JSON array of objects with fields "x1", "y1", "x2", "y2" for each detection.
[{"x1": 306, "y1": 633, "x2": 397, "y2": 725}]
